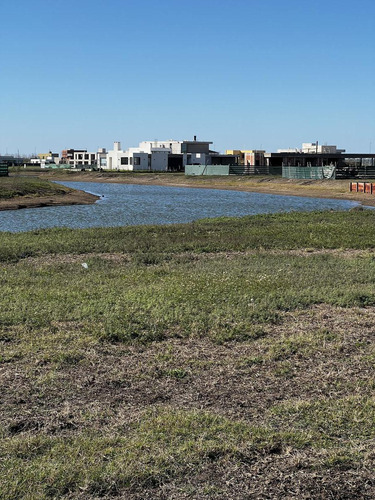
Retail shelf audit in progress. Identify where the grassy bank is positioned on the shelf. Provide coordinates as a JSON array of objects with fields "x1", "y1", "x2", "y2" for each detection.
[
  {"x1": 0, "y1": 176, "x2": 98, "y2": 210},
  {"x1": 0, "y1": 177, "x2": 72, "y2": 199},
  {"x1": 2, "y1": 211, "x2": 375, "y2": 498}
]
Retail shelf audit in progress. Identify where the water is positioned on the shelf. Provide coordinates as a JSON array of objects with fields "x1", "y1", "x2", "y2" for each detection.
[{"x1": 0, "y1": 181, "x2": 361, "y2": 233}]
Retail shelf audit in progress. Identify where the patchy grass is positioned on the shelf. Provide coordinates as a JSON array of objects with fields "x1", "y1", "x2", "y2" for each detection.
[
  {"x1": 0, "y1": 408, "x2": 310, "y2": 499},
  {"x1": 2, "y1": 251, "x2": 375, "y2": 347},
  {"x1": 2, "y1": 211, "x2": 375, "y2": 498}
]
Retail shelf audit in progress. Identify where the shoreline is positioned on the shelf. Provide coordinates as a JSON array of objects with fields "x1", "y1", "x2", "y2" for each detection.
[
  {"x1": 40, "y1": 171, "x2": 375, "y2": 207},
  {"x1": 4, "y1": 171, "x2": 375, "y2": 209}
]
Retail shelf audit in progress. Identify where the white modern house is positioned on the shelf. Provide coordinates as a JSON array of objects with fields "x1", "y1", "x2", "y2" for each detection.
[
  {"x1": 137, "y1": 139, "x2": 212, "y2": 169},
  {"x1": 106, "y1": 142, "x2": 127, "y2": 170},
  {"x1": 106, "y1": 142, "x2": 151, "y2": 171},
  {"x1": 102, "y1": 137, "x2": 218, "y2": 172},
  {"x1": 104, "y1": 141, "x2": 171, "y2": 171}
]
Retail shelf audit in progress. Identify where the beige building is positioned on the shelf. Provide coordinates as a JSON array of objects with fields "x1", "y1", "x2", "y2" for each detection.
[{"x1": 226, "y1": 149, "x2": 265, "y2": 165}]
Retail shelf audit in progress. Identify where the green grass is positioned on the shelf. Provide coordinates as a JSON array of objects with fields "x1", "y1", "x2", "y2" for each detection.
[
  {"x1": 1, "y1": 209, "x2": 375, "y2": 262},
  {"x1": 2, "y1": 251, "x2": 375, "y2": 349},
  {"x1": 271, "y1": 396, "x2": 375, "y2": 443},
  {"x1": 2, "y1": 210, "x2": 375, "y2": 497},
  {"x1": 0, "y1": 177, "x2": 71, "y2": 200}
]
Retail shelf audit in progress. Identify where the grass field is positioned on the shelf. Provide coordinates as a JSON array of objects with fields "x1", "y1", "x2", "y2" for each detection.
[{"x1": 1, "y1": 210, "x2": 375, "y2": 498}]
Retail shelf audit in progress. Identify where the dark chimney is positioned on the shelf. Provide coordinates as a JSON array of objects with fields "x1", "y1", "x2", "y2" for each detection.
[{"x1": 194, "y1": 135, "x2": 197, "y2": 141}]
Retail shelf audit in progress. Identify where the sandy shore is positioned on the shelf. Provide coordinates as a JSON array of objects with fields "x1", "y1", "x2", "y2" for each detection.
[
  {"x1": 33, "y1": 171, "x2": 375, "y2": 207},
  {"x1": 0, "y1": 188, "x2": 100, "y2": 211}
]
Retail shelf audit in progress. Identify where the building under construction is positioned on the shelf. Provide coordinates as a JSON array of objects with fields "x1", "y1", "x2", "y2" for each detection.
[
  {"x1": 265, "y1": 153, "x2": 375, "y2": 179},
  {"x1": 225, "y1": 143, "x2": 375, "y2": 179}
]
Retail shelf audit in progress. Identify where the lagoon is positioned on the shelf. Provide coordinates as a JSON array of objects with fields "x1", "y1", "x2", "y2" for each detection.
[{"x1": 0, "y1": 181, "x2": 361, "y2": 233}]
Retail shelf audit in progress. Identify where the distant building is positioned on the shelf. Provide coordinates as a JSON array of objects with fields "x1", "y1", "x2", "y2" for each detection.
[
  {"x1": 138, "y1": 138, "x2": 214, "y2": 169},
  {"x1": 265, "y1": 143, "x2": 375, "y2": 178},
  {"x1": 301, "y1": 142, "x2": 346, "y2": 154},
  {"x1": 73, "y1": 151, "x2": 98, "y2": 168},
  {"x1": 106, "y1": 141, "x2": 149, "y2": 171},
  {"x1": 138, "y1": 140, "x2": 183, "y2": 155},
  {"x1": 30, "y1": 158, "x2": 42, "y2": 165},
  {"x1": 226, "y1": 150, "x2": 251, "y2": 165},
  {"x1": 97, "y1": 148, "x2": 107, "y2": 169},
  {"x1": 38, "y1": 152, "x2": 59, "y2": 163},
  {"x1": 226, "y1": 149, "x2": 266, "y2": 166},
  {"x1": 61, "y1": 149, "x2": 87, "y2": 166},
  {"x1": 102, "y1": 137, "x2": 219, "y2": 172},
  {"x1": 59, "y1": 148, "x2": 106, "y2": 169},
  {"x1": 277, "y1": 142, "x2": 346, "y2": 154}
]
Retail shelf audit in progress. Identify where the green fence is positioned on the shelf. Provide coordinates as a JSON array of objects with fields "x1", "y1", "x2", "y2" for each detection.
[
  {"x1": 185, "y1": 165, "x2": 282, "y2": 176},
  {"x1": 282, "y1": 165, "x2": 336, "y2": 180},
  {"x1": 357, "y1": 166, "x2": 375, "y2": 178},
  {"x1": 0, "y1": 163, "x2": 9, "y2": 177},
  {"x1": 185, "y1": 165, "x2": 230, "y2": 176}
]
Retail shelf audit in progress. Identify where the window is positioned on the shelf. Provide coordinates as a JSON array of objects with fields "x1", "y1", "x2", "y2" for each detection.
[
  {"x1": 134, "y1": 156, "x2": 140, "y2": 166},
  {"x1": 130, "y1": 157, "x2": 133, "y2": 165},
  {"x1": 85, "y1": 154, "x2": 89, "y2": 160},
  {"x1": 121, "y1": 157, "x2": 129, "y2": 165}
]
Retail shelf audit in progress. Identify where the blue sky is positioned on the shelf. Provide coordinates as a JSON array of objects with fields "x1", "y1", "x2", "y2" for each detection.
[{"x1": 1, "y1": 0, "x2": 374, "y2": 155}]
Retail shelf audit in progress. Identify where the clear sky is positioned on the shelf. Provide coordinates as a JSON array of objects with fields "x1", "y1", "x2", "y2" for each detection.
[{"x1": 1, "y1": 0, "x2": 374, "y2": 155}]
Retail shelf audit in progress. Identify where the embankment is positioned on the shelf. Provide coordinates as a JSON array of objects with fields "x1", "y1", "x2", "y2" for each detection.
[{"x1": 0, "y1": 176, "x2": 99, "y2": 210}]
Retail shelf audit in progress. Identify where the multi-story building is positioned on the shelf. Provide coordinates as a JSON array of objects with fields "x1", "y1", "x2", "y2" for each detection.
[
  {"x1": 73, "y1": 151, "x2": 98, "y2": 168},
  {"x1": 60, "y1": 148, "x2": 107, "y2": 168},
  {"x1": 61, "y1": 149, "x2": 87, "y2": 166}
]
